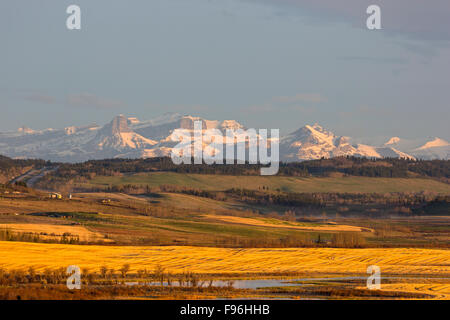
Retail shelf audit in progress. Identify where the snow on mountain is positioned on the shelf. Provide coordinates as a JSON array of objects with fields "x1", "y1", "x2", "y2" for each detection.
[
  {"x1": 0, "y1": 116, "x2": 446, "y2": 162},
  {"x1": 220, "y1": 120, "x2": 244, "y2": 131},
  {"x1": 409, "y1": 138, "x2": 450, "y2": 160},
  {"x1": 280, "y1": 124, "x2": 337, "y2": 160},
  {"x1": 17, "y1": 126, "x2": 36, "y2": 135},
  {"x1": 415, "y1": 137, "x2": 449, "y2": 150},
  {"x1": 130, "y1": 112, "x2": 183, "y2": 130},
  {"x1": 382, "y1": 136, "x2": 449, "y2": 160},
  {"x1": 382, "y1": 136, "x2": 420, "y2": 151},
  {"x1": 0, "y1": 115, "x2": 158, "y2": 162},
  {"x1": 280, "y1": 124, "x2": 415, "y2": 161},
  {"x1": 351, "y1": 144, "x2": 381, "y2": 158},
  {"x1": 384, "y1": 137, "x2": 401, "y2": 146},
  {"x1": 115, "y1": 147, "x2": 173, "y2": 159},
  {"x1": 0, "y1": 113, "x2": 248, "y2": 162},
  {"x1": 90, "y1": 115, "x2": 157, "y2": 151},
  {"x1": 127, "y1": 117, "x2": 140, "y2": 125},
  {"x1": 354, "y1": 145, "x2": 415, "y2": 160},
  {"x1": 141, "y1": 116, "x2": 248, "y2": 159}
]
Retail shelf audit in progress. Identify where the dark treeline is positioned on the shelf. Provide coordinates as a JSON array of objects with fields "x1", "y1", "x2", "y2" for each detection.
[
  {"x1": 296, "y1": 157, "x2": 450, "y2": 178},
  {"x1": 183, "y1": 186, "x2": 449, "y2": 215},
  {"x1": 0, "y1": 155, "x2": 48, "y2": 183},
  {"x1": 101, "y1": 183, "x2": 449, "y2": 216},
  {"x1": 226, "y1": 188, "x2": 321, "y2": 207},
  {"x1": 35, "y1": 156, "x2": 450, "y2": 182},
  {"x1": 0, "y1": 228, "x2": 80, "y2": 245},
  {"x1": 224, "y1": 188, "x2": 450, "y2": 215},
  {"x1": 0, "y1": 155, "x2": 47, "y2": 170}
]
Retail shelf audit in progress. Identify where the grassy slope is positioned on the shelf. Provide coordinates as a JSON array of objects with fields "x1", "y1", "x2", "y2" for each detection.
[{"x1": 85, "y1": 172, "x2": 450, "y2": 194}]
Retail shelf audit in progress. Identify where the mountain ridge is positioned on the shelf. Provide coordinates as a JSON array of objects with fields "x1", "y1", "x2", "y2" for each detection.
[{"x1": 0, "y1": 114, "x2": 448, "y2": 162}]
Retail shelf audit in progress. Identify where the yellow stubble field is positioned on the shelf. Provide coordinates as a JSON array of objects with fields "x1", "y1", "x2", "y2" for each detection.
[
  {"x1": 0, "y1": 224, "x2": 109, "y2": 242},
  {"x1": 205, "y1": 215, "x2": 370, "y2": 232},
  {"x1": 0, "y1": 241, "x2": 448, "y2": 276}
]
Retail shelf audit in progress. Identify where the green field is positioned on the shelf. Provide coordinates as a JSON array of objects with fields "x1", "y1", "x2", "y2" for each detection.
[{"x1": 84, "y1": 172, "x2": 450, "y2": 194}]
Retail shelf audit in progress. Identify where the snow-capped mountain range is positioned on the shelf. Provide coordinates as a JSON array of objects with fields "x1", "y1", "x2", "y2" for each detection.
[
  {"x1": 280, "y1": 124, "x2": 416, "y2": 161},
  {"x1": 0, "y1": 113, "x2": 448, "y2": 162}
]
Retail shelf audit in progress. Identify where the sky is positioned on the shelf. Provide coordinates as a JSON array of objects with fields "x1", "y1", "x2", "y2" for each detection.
[{"x1": 1, "y1": 0, "x2": 449, "y2": 140}]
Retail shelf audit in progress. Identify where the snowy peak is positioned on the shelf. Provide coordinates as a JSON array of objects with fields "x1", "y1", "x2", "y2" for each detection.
[
  {"x1": 281, "y1": 124, "x2": 344, "y2": 160},
  {"x1": 110, "y1": 115, "x2": 132, "y2": 135},
  {"x1": 16, "y1": 126, "x2": 55, "y2": 135},
  {"x1": 220, "y1": 120, "x2": 243, "y2": 131},
  {"x1": 379, "y1": 136, "x2": 449, "y2": 160},
  {"x1": 281, "y1": 124, "x2": 416, "y2": 161},
  {"x1": 17, "y1": 126, "x2": 35, "y2": 134},
  {"x1": 384, "y1": 137, "x2": 401, "y2": 146},
  {"x1": 93, "y1": 115, "x2": 156, "y2": 151},
  {"x1": 127, "y1": 117, "x2": 140, "y2": 125},
  {"x1": 408, "y1": 137, "x2": 450, "y2": 160},
  {"x1": 415, "y1": 137, "x2": 449, "y2": 150},
  {"x1": 303, "y1": 123, "x2": 333, "y2": 137},
  {"x1": 287, "y1": 123, "x2": 335, "y2": 145},
  {"x1": 0, "y1": 116, "x2": 446, "y2": 162},
  {"x1": 354, "y1": 145, "x2": 415, "y2": 160},
  {"x1": 179, "y1": 116, "x2": 204, "y2": 130},
  {"x1": 64, "y1": 126, "x2": 77, "y2": 135},
  {"x1": 333, "y1": 136, "x2": 351, "y2": 147},
  {"x1": 306, "y1": 123, "x2": 331, "y2": 135},
  {"x1": 176, "y1": 116, "x2": 244, "y2": 131}
]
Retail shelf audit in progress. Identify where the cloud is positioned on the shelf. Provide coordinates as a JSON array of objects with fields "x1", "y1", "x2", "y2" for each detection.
[
  {"x1": 66, "y1": 93, "x2": 124, "y2": 109},
  {"x1": 24, "y1": 93, "x2": 56, "y2": 104},
  {"x1": 273, "y1": 93, "x2": 326, "y2": 103}
]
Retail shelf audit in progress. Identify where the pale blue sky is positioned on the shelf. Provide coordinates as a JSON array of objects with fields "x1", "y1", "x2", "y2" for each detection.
[{"x1": 1, "y1": 0, "x2": 449, "y2": 139}]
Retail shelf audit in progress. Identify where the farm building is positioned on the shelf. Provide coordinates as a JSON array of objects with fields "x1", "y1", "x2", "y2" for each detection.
[{"x1": 49, "y1": 192, "x2": 63, "y2": 199}]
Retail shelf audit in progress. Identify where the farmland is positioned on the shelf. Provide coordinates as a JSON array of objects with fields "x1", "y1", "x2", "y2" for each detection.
[
  {"x1": 0, "y1": 194, "x2": 363, "y2": 247},
  {"x1": 80, "y1": 172, "x2": 450, "y2": 194},
  {"x1": 0, "y1": 223, "x2": 109, "y2": 243},
  {"x1": 1, "y1": 241, "x2": 449, "y2": 275},
  {"x1": 1, "y1": 158, "x2": 449, "y2": 299},
  {"x1": 0, "y1": 241, "x2": 449, "y2": 299},
  {"x1": 1, "y1": 191, "x2": 448, "y2": 248}
]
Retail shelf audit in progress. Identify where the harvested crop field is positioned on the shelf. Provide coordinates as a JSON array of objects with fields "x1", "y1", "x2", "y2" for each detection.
[
  {"x1": 0, "y1": 223, "x2": 109, "y2": 242},
  {"x1": 0, "y1": 241, "x2": 448, "y2": 276},
  {"x1": 369, "y1": 282, "x2": 450, "y2": 300},
  {"x1": 206, "y1": 215, "x2": 369, "y2": 232}
]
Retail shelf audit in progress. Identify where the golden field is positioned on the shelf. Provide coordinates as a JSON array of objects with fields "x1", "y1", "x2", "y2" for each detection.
[
  {"x1": 0, "y1": 241, "x2": 448, "y2": 275},
  {"x1": 366, "y1": 282, "x2": 450, "y2": 300},
  {"x1": 0, "y1": 223, "x2": 110, "y2": 242},
  {"x1": 206, "y1": 215, "x2": 369, "y2": 232}
]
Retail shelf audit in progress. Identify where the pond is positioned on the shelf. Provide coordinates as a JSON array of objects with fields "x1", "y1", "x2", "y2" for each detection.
[
  {"x1": 126, "y1": 276, "x2": 450, "y2": 290},
  {"x1": 126, "y1": 276, "x2": 368, "y2": 289}
]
